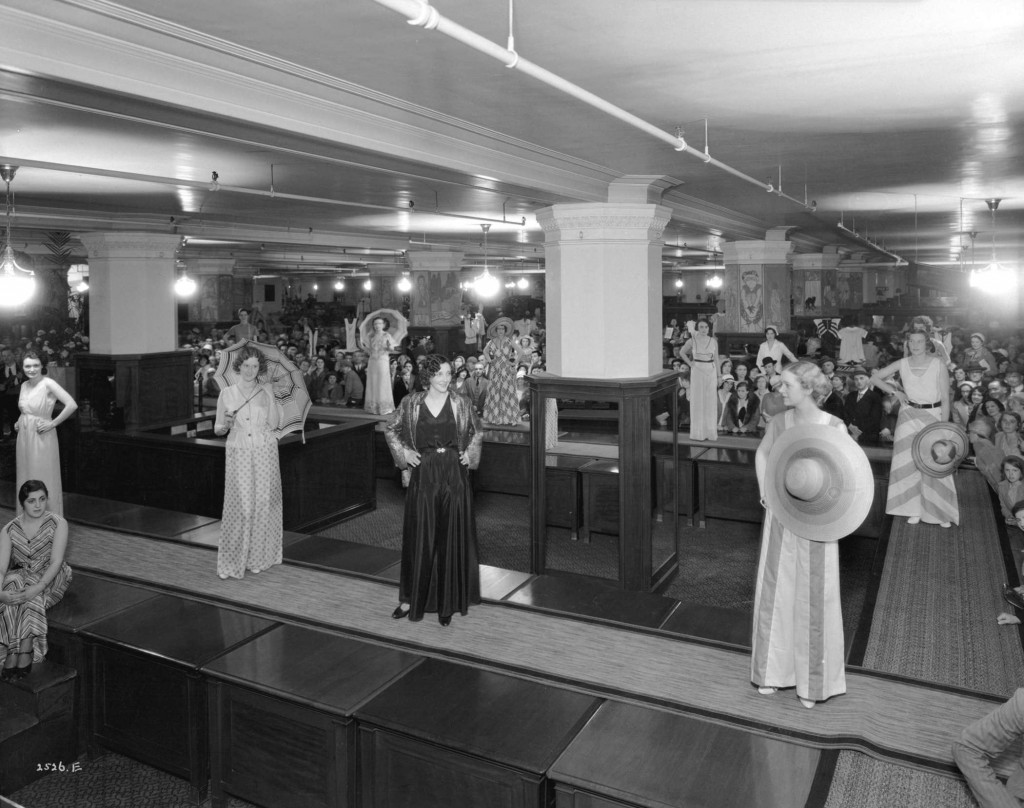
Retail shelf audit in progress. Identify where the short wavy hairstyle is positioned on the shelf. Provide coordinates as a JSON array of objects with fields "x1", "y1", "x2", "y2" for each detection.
[
  {"x1": 782, "y1": 360, "x2": 832, "y2": 406},
  {"x1": 231, "y1": 345, "x2": 269, "y2": 376},
  {"x1": 1002, "y1": 455, "x2": 1024, "y2": 482},
  {"x1": 418, "y1": 354, "x2": 451, "y2": 389},
  {"x1": 18, "y1": 479, "x2": 49, "y2": 506}
]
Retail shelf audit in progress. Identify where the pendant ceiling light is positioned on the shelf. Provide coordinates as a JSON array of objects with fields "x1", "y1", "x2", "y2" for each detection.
[
  {"x1": 472, "y1": 223, "x2": 500, "y2": 298},
  {"x1": 0, "y1": 165, "x2": 36, "y2": 308},
  {"x1": 969, "y1": 199, "x2": 1016, "y2": 295}
]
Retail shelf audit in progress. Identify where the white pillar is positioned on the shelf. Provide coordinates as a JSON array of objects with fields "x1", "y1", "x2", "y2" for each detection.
[
  {"x1": 79, "y1": 232, "x2": 182, "y2": 354},
  {"x1": 535, "y1": 177, "x2": 672, "y2": 378}
]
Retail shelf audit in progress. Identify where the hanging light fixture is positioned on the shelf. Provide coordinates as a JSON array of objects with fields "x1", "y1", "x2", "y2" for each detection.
[
  {"x1": 397, "y1": 272, "x2": 412, "y2": 292},
  {"x1": 969, "y1": 199, "x2": 1016, "y2": 294},
  {"x1": 517, "y1": 276, "x2": 529, "y2": 290},
  {"x1": 174, "y1": 270, "x2": 197, "y2": 297},
  {"x1": 472, "y1": 223, "x2": 500, "y2": 297},
  {"x1": 334, "y1": 277, "x2": 345, "y2": 291},
  {"x1": 0, "y1": 165, "x2": 36, "y2": 307},
  {"x1": 363, "y1": 278, "x2": 372, "y2": 291},
  {"x1": 706, "y1": 251, "x2": 723, "y2": 290}
]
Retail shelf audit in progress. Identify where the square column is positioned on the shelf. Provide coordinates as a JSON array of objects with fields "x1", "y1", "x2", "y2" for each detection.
[
  {"x1": 79, "y1": 232, "x2": 183, "y2": 355},
  {"x1": 535, "y1": 200, "x2": 671, "y2": 378}
]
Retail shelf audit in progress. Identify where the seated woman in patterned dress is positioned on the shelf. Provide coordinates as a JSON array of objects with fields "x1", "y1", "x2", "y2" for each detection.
[{"x1": 1, "y1": 479, "x2": 72, "y2": 680}]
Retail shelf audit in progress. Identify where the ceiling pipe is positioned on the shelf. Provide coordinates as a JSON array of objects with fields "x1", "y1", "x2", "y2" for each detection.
[
  {"x1": 0, "y1": 157, "x2": 523, "y2": 229},
  {"x1": 374, "y1": 0, "x2": 815, "y2": 211}
]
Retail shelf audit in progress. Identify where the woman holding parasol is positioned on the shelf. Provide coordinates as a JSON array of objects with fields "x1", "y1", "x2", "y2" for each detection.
[
  {"x1": 360, "y1": 309, "x2": 408, "y2": 416},
  {"x1": 213, "y1": 345, "x2": 283, "y2": 579}
]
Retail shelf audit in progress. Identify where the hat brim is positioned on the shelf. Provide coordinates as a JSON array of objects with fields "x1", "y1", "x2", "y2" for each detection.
[
  {"x1": 765, "y1": 424, "x2": 874, "y2": 542},
  {"x1": 487, "y1": 317, "x2": 514, "y2": 340},
  {"x1": 911, "y1": 421, "x2": 969, "y2": 478}
]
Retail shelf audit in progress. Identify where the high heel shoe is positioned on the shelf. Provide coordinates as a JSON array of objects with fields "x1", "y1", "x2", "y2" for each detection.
[
  {"x1": 1, "y1": 666, "x2": 16, "y2": 681},
  {"x1": 392, "y1": 604, "x2": 410, "y2": 620},
  {"x1": 439, "y1": 615, "x2": 451, "y2": 627}
]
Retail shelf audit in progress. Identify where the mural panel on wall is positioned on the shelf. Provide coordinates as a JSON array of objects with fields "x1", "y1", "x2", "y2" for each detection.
[{"x1": 739, "y1": 267, "x2": 764, "y2": 331}]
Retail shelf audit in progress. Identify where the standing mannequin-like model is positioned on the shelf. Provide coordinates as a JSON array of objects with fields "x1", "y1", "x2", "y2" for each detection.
[
  {"x1": 362, "y1": 316, "x2": 397, "y2": 415},
  {"x1": 680, "y1": 319, "x2": 719, "y2": 440},
  {"x1": 15, "y1": 352, "x2": 77, "y2": 516},
  {"x1": 752, "y1": 362, "x2": 848, "y2": 708},
  {"x1": 872, "y1": 331, "x2": 957, "y2": 527}
]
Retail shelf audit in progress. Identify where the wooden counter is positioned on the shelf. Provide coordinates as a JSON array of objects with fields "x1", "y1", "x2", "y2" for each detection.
[
  {"x1": 355, "y1": 658, "x2": 600, "y2": 808},
  {"x1": 81, "y1": 594, "x2": 278, "y2": 803},
  {"x1": 203, "y1": 624, "x2": 421, "y2": 808}
]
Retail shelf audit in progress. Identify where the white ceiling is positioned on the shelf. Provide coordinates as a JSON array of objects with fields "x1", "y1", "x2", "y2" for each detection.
[{"x1": 1, "y1": 0, "x2": 1022, "y2": 276}]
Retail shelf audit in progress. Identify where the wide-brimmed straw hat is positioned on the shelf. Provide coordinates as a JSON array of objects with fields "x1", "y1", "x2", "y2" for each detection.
[
  {"x1": 911, "y1": 421, "x2": 969, "y2": 478},
  {"x1": 764, "y1": 423, "x2": 874, "y2": 541},
  {"x1": 487, "y1": 317, "x2": 514, "y2": 339}
]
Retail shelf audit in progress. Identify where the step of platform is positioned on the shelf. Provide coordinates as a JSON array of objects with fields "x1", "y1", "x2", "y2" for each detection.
[{"x1": 0, "y1": 706, "x2": 41, "y2": 795}]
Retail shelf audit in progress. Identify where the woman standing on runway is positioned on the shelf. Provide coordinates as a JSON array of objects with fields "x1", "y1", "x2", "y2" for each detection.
[
  {"x1": 680, "y1": 318, "x2": 719, "y2": 440},
  {"x1": 15, "y1": 352, "x2": 77, "y2": 516},
  {"x1": 871, "y1": 330, "x2": 957, "y2": 527},
  {"x1": 752, "y1": 361, "x2": 847, "y2": 708},
  {"x1": 385, "y1": 355, "x2": 482, "y2": 626},
  {"x1": 214, "y1": 346, "x2": 283, "y2": 579},
  {"x1": 362, "y1": 315, "x2": 397, "y2": 415}
]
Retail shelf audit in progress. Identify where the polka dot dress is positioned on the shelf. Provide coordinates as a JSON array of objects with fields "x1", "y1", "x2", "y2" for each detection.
[{"x1": 216, "y1": 386, "x2": 283, "y2": 579}]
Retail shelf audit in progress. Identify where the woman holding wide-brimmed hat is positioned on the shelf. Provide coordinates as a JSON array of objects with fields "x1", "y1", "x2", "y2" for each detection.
[
  {"x1": 752, "y1": 360, "x2": 850, "y2": 709},
  {"x1": 872, "y1": 330, "x2": 957, "y2": 528}
]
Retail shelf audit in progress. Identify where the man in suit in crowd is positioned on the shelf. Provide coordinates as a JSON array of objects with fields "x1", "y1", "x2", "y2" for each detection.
[
  {"x1": 844, "y1": 366, "x2": 883, "y2": 443},
  {"x1": 465, "y1": 361, "x2": 489, "y2": 416}
]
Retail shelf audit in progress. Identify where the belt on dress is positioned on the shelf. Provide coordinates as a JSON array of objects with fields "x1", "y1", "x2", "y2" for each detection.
[
  {"x1": 909, "y1": 400, "x2": 942, "y2": 409},
  {"x1": 421, "y1": 447, "x2": 455, "y2": 454},
  {"x1": 693, "y1": 359, "x2": 713, "y2": 363}
]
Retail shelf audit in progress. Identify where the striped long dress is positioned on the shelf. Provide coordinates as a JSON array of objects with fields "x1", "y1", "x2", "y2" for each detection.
[
  {"x1": 751, "y1": 409, "x2": 846, "y2": 703},
  {"x1": 0, "y1": 513, "x2": 72, "y2": 665},
  {"x1": 885, "y1": 358, "x2": 959, "y2": 525}
]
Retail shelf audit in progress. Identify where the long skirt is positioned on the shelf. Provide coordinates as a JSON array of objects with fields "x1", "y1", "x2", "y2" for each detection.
[
  {"x1": 0, "y1": 563, "x2": 72, "y2": 664},
  {"x1": 16, "y1": 414, "x2": 63, "y2": 516},
  {"x1": 689, "y1": 361, "x2": 718, "y2": 440},
  {"x1": 400, "y1": 450, "x2": 480, "y2": 620},
  {"x1": 218, "y1": 439, "x2": 283, "y2": 578},
  {"x1": 751, "y1": 513, "x2": 845, "y2": 702},
  {"x1": 885, "y1": 406, "x2": 959, "y2": 525}
]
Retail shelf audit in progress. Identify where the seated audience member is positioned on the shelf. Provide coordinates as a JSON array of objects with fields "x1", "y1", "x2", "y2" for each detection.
[
  {"x1": 723, "y1": 380, "x2": 759, "y2": 434},
  {"x1": 318, "y1": 372, "x2": 345, "y2": 405},
  {"x1": 998, "y1": 456, "x2": 1024, "y2": 525},
  {"x1": 752, "y1": 373, "x2": 771, "y2": 429},
  {"x1": 452, "y1": 365, "x2": 470, "y2": 398},
  {"x1": 844, "y1": 366, "x2": 883, "y2": 443},
  {"x1": 952, "y1": 382, "x2": 976, "y2": 428},
  {"x1": 878, "y1": 394, "x2": 900, "y2": 443},
  {"x1": 820, "y1": 374, "x2": 847, "y2": 420},
  {"x1": 982, "y1": 397, "x2": 1006, "y2": 425},
  {"x1": 1008, "y1": 394, "x2": 1024, "y2": 420},
  {"x1": 732, "y1": 361, "x2": 751, "y2": 386},
  {"x1": 966, "y1": 362, "x2": 987, "y2": 389},
  {"x1": 717, "y1": 375, "x2": 735, "y2": 428},
  {"x1": 1007, "y1": 370, "x2": 1024, "y2": 396},
  {"x1": 819, "y1": 356, "x2": 837, "y2": 380},
  {"x1": 996, "y1": 412, "x2": 1024, "y2": 457},
  {"x1": 392, "y1": 362, "x2": 415, "y2": 407},
  {"x1": 339, "y1": 360, "x2": 364, "y2": 407},
  {"x1": 676, "y1": 364, "x2": 691, "y2": 427},
  {"x1": 988, "y1": 378, "x2": 1010, "y2": 406},
  {"x1": 953, "y1": 688, "x2": 1024, "y2": 804},
  {"x1": 760, "y1": 357, "x2": 781, "y2": 389},
  {"x1": 968, "y1": 417, "x2": 1004, "y2": 491},
  {"x1": 299, "y1": 359, "x2": 313, "y2": 393}
]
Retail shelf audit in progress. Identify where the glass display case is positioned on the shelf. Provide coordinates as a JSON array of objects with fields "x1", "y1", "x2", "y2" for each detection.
[{"x1": 528, "y1": 372, "x2": 680, "y2": 592}]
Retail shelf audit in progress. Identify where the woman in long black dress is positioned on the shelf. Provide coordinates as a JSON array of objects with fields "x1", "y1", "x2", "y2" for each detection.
[{"x1": 384, "y1": 355, "x2": 483, "y2": 626}]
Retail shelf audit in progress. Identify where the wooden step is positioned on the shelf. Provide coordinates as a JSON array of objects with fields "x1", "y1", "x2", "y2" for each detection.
[{"x1": 0, "y1": 707, "x2": 41, "y2": 796}]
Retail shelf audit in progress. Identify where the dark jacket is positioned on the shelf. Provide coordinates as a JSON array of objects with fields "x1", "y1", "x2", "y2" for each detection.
[
  {"x1": 843, "y1": 388, "x2": 883, "y2": 443},
  {"x1": 384, "y1": 391, "x2": 483, "y2": 470}
]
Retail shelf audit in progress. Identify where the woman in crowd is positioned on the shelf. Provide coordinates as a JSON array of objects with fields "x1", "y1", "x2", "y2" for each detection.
[
  {"x1": 962, "y1": 332, "x2": 998, "y2": 376},
  {"x1": 872, "y1": 330, "x2": 957, "y2": 528},
  {"x1": 318, "y1": 372, "x2": 345, "y2": 406},
  {"x1": 482, "y1": 318, "x2": 520, "y2": 425},
  {"x1": 998, "y1": 456, "x2": 1024, "y2": 525},
  {"x1": 717, "y1": 375, "x2": 736, "y2": 429},
  {"x1": 756, "y1": 326, "x2": 798, "y2": 369},
  {"x1": 966, "y1": 386, "x2": 987, "y2": 425},
  {"x1": 362, "y1": 315, "x2": 397, "y2": 415},
  {"x1": 996, "y1": 411, "x2": 1024, "y2": 457},
  {"x1": 16, "y1": 352, "x2": 77, "y2": 516},
  {"x1": 719, "y1": 357, "x2": 734, "y2": 381},
  {"x1": 392, "y1": 361, "x2": 415, "y2": 407},
  {"x1": 214, "y1": 346, "x2": 283, "y2": 579},
  {"x1": 733, "y1": 361, "x2": 751, "y2": 386},
  {"x1": 452, "y1": 365, "x2": 470, "y2": 398},
  {"x1": 752, "y1": 361, "x2": 847, "y2": 709},
  {"x1": 1, "y1": 480, "x2": 72, "y2": 680},
  {"x1": 724, "y1": 380, "x2": 759, "y2": 433},
  {"x1": 680, "y1": 318, "x2": 719, "y2": 440},
  {"x1": 385, "y1": 355, "x2": 482, "y2": 626}
]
